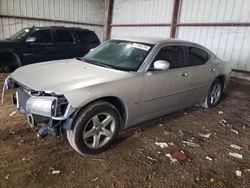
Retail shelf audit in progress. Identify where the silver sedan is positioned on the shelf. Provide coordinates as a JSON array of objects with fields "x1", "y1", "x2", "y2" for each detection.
[{"x1": 6, "y1": 37, "x2": 231, "y2": 155}]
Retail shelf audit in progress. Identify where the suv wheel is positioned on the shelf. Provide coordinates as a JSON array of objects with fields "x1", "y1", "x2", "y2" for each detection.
[
  {"x1": 0, "y1": 53, "x2": 20, "y2": 73},
  {"x1": 201, "y1": 79, "x2": 223, "y2": 108},
  {"x1": 3, "y1": 64, "x2": 11, "y2": 72},
  {"x1": 67, "y1": 101, "x2": 121, "y2": 155}
]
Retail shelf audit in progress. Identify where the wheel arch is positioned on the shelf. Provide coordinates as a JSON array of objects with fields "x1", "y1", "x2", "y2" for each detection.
[
  {"x1": 63, "y1": 96, "x2": 128, "y2": 131},
  {"x1": 98, "y1": 96, "x2": 127, "y2": 125},
  {"x1": 216, "y1": 75, "x2": 226, "y2": 90},
  {"x1": 0, "y1": 51, "x2": 22, "y2": 67}
]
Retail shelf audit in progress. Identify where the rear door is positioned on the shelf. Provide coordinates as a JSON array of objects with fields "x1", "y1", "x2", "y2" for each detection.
[
  {"x1": 22, "y1": 29, "x2": 56, "y2": 64},
  {"x1": 74, "y1": 30, "x2": 100, "y2": 56},
  {"x1": 185, "y1": 46, "x2": 217, "y2": 104},
  {"x1": 141, "y1": 45, "x2": 191, "y2": 116},
  {"x1": 53, "y1": 29, "x2": 77, "y2": 59}
]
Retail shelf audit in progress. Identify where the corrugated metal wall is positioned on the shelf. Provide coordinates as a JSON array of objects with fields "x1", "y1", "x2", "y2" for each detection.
[
  {"x1": 111, "y1": 0, "x2": 173, "y2": 38},
  {"x1": 0, "y1": 0, "x2": 104, "y2": 40},
  {"x1": 177, "y1": 0, "x2": 250, "y2": 71},
  {"x1": 111, "y1": 26, "x2": 170, "y2": 38},
  {"x1": 0, "y1": 0, "x2": 250, "y2": 71},
  {"x1": 110, "y1": 0, "x2": 250, "y2": 72}
]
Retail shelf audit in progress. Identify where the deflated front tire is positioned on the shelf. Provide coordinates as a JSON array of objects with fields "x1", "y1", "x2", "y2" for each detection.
[{"x1": 67, "y1": 101, "x2": 121, "y2": 155}]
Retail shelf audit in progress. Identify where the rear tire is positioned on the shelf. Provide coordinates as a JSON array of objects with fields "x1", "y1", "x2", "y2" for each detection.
[
  {"x1": 201, "y1": 79, "x2": 223, "y2": 108},
  {"x1": 67, "y1": 101, "x2": 121, "y2": 155}
]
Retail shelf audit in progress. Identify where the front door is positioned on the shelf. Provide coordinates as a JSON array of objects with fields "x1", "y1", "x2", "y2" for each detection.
[
  {"x1": 141, "y1": 46, "x2": 190, "y2": 116},
  {"x1": 22, "y1": 29, "x2": 56, "y2": 65}
]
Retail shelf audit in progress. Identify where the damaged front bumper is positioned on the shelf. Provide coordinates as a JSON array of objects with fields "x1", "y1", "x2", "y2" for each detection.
[{"x1": 5, "y1": 76, "x2": 76, "y2": 137}]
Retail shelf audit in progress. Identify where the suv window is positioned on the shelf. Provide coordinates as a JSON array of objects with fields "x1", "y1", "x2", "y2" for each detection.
[
  {"x1": 29, "y1": 30, "x2": 52, "y2": 43},
  {"x1": 75, "y1": 30, "x2": 99, "y2": 43},
  {"x1": 55, "y1": 30, "x2": 74, "y2": 43},
  {"x1": 187, "y1": 47, "x2": 209, "y2": 66},
  {"x1": 152, "y1": 46, "x2": 185, "y2": 69}
]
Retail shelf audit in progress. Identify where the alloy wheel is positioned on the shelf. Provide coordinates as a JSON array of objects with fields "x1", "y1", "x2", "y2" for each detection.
[
  {"x1": 83, "y1": 113, "x2": 115, "y2": 149},
  {"x1": 210, "y1": 83, "x2": 222, "y2": 105}
]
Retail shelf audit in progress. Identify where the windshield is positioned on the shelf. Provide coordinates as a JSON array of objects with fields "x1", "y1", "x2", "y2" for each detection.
[
  {"x1": 81, "y1": 40, "x2": 153, "y2": 71},
  {"x1": 7, "y1": 28, "x2": 31, "y2": 41}
]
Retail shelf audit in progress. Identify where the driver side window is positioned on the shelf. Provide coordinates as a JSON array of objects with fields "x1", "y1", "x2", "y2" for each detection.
[
  {"x1": 150, "y1": 46, "x2": 185, "y2": 69},
  {"x1": 29, "y1": 30, "x2": 52, "y2": 43}
]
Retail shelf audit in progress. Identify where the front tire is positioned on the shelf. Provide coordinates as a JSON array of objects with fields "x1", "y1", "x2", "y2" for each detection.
[
  {"x1": 0, "y1": 53, "x2": 20, "y2": 73},
  {"x1": 201, "y1": 79, "x2": 223, "y2": 108},
  {"x1": 67, "y1": 101, "x2": 121, "y2": 155}
]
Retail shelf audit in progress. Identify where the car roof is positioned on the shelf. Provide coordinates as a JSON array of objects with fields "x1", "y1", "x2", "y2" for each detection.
[
  {"x1": 25, "y1": 26, "x2": 91, "y2": 31},
  {"x1": 111, "y1": 36, "x2": 200, "y2": 46},
  {"x1": 111, "y1": 36, "x2": 213, "y2": 53}
]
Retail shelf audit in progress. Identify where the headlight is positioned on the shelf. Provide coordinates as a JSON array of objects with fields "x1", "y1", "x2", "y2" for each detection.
[{"x1": 26, "y1": 96, "x2": 58, "y2": 117}]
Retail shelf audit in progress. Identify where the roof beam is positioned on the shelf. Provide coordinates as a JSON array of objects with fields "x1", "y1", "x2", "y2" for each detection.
[
  {"x1": 170, "y1": 0, "x2": 180, "y2": 38},
  {"x1": 103, "y1": 0, "x2": 113, "y2": 41}
]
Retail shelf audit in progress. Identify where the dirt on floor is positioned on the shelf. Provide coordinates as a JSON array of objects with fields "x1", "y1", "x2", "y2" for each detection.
[{"x1": 0, "y1": 73, "x2": 250, "y2": 188}]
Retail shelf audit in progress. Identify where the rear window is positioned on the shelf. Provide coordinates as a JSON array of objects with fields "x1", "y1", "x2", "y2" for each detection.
[
  {"x1": 75, "y1": 30, "x2": 99, "y2": 43},
  {"x1": 55, "y1": 30, "x2": 74, "y2": 43},
  {"x1": 187, "y1": 47, "x2": 209, "y2": 66}
]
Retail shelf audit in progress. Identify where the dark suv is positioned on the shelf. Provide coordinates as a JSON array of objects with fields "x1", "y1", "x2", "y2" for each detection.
[{"x1": 0, "y1": 26, "x2": 100, "y2": 72}]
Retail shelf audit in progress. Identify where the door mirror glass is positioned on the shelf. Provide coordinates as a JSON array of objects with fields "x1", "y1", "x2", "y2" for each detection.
[
  {"x1": 25, "y1": 37, "x2": 36, "y2": 43},
  {"x1": 153, "y1": 60, "x2": 170, "y2": 70}
]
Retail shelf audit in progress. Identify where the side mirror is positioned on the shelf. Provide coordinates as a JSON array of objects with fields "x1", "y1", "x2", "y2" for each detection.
[
  {"x1": 25, "y1": 37, "x2": 36, "y2": 43},
  {"x1": 153, "y1": 60, "x2": 170, "y2": 70}
]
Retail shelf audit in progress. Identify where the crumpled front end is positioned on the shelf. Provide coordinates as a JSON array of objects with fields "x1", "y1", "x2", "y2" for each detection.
[{"x1": 5, "y1": 76, "x2": 76, "y2": 138}]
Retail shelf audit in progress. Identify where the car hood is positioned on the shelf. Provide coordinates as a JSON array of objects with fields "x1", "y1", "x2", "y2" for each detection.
[
  {"x1": 0, "y1": 39, "x2": 15, "y2": 43},
  {"x1": 10, "y1": 58, "x2": 133, "y2": 94},
  {"x1": 0, "y1": 39, "x2": 18, "y2": 48}
]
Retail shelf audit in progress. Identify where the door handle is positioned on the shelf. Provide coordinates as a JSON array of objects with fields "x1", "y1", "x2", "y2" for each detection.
[
  {"x1": 181, "y1": 72, "x2": 188, "y2": 77},
  {"x1": 210, "y1": 68, "x2": 216, "y2": 72}
]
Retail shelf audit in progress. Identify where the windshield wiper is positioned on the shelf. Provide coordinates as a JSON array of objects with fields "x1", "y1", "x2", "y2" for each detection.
[
  {"x1": 77, "y1": 58, "x2": 133, "y2": 71},
  {"x1": 94, "y1": 62, "x2": 114, "y2": 69},
  {"x1": 77, "y1": 57, "x2": 115, "y2": 70}
]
